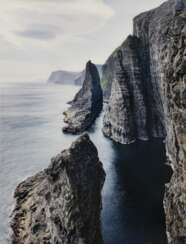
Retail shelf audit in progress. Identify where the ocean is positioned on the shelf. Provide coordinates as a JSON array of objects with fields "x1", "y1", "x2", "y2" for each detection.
[{"x1": 0, "y1": 82, "x2": 167, "y2": 244}]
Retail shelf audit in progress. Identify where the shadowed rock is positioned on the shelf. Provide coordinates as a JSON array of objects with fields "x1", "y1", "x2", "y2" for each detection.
[
  {"x1": 103, "y1": 0, "x2": 186, "y2": 243},
  {"x1": 11, "y1": 134, "x2": 105, "y2": 244},
  {"x1": 63, "y1": 61, "x2": 103, "y2": 134},
  {"x1": 133, "y1": 0, "x2": 186, "y2": 243},
  {"x1": 74, "y1": 65, "x2": 102, "y2": 86},
  {"x1": 102, "y1": 35, "x2": 166, "y2": 144}
]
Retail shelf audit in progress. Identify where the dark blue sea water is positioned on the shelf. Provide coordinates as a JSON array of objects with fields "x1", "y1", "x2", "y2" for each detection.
[{"x1": 0, "y1": 82, "x2": 167, "y2": 244}]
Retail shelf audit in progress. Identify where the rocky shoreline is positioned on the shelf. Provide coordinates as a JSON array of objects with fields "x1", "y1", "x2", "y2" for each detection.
[{"x1": 10, "y1": 0, "x2": 186, "y2": 243}]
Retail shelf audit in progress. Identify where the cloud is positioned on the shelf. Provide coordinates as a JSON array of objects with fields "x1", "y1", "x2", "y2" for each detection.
[
  {"x1": 0, "y1": 0, "x2": 114, "y2": 44},
  {"x1": 16, "y1": 29, "x2": 56, "y2": 40},
  {"x1": 0, "y1": 0, "x2": 166, "y2": 83},
  {"x1": 15, "y1": 24, "x2": 60, "y2": 40},
  {"x1": 0, "y1": 0, "x2": 115, "y2": 81}
]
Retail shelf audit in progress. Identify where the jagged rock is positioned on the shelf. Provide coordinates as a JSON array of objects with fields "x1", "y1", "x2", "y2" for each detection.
[
  {"x1": 10, "y1": 134, "x2": 105, "y2": 244},
  {"x1": 133, "y1": 0, "x2": 186, "y2": 243},
  {"x1": 102, "y1": 35, "x2": 166, "y2": 144},
  {"x1": 103, "y1": 0, "x2": 186, "y2": 242},
  {"x1": 63, "y1": 61, "x2": 103, "y2": 134},
  {"x1": 74, "y1": 65, "x2": 103, "y2": 86}
]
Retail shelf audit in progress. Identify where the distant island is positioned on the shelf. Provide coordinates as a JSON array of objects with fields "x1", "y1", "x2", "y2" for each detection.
[{"x1": 47, "y1": 64, "x2": 102, "y2": 86}]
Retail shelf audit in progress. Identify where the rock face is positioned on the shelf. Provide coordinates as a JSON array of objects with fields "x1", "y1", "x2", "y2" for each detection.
[
  {"x1": 103, "y1": 0, "x2": 186, "y2": 242},
  {"x1": 102, "y1": 49, "x2": 119, "y2": 101},
  {"x1": 74, "y1": 65, "x2": 103, "y2": 86},
  {"x1": 63, "y1": 61, "x2": 103, "y2": 134},
  {"x1": 102, "y1": 35, "x2": 166, "y2": 144},
  {"x1": 11, "y1": 134, "x2": 105, "y2": 244},
  {"x1": 133, "y1": 1, "x2": 186, "y2": 243}
]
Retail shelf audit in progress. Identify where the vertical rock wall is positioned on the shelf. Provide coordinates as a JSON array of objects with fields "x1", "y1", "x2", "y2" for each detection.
[
  {"x1": 102, "y1": 0, "x2": 186, "y2": 242},
  {"x1": 133, "y1": 1, "x2": 186, "y2": 242},
  {"x1": 102, "y1": 34, "x2": 166, "y2": 144}
]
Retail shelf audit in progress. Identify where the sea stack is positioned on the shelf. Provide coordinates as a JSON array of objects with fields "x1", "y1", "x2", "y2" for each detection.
[
  {"x1": 11, "y1": 134, "x2": 105, "y2": 244},
  {"x1": 63, "y1": 61, "x2": 103, "y2": 134}
]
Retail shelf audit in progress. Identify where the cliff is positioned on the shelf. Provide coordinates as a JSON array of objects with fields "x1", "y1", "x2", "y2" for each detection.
[
  {"x1": 102, "y1": 48, "x2": 119, "y2": 101},
  {"x1": 102, "y1": 0, "x2": 186, "y2": 242},
  {"x1": 133, "y1": 1, "x2": 186, "y2": 242},
  {"x1": 74, "y1": 65, "x2": 102, "y2": 86},
  {"x1": 102, "y1": 35, "x2": 166, "y2": 144},
  {"x1": 11, "y1": 134, "x2": 105, "y2": 244},
  {"x1": 47, "y1": 70, "x2": 80, "y2": 85},
  {"x1": 63, "y1": 61, "x2": 103, "y2": 134}
]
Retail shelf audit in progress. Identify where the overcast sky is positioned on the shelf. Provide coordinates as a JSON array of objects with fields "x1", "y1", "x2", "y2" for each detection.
[{"x1": 0, "y1": 0, "x2": 165, "y2": 82}]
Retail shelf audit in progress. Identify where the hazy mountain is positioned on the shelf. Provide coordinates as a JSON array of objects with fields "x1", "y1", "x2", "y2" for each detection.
[{"x1": 47, "y1": 70, "x2": 80, "y2": 85}]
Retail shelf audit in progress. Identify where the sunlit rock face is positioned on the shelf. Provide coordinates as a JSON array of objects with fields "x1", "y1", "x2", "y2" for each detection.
[
  {"x1": 102, "y1": 35, "x2": 166, "y2": 144},
  {"x1": 11, "y1": 134, "x2": 105, "y2": 244},
  {"x1": 63, "y1": 61, "x2": 103, "y2": 134},
  {"x1": 103, "y1": 0, "x2": 186, "y2": 242}
]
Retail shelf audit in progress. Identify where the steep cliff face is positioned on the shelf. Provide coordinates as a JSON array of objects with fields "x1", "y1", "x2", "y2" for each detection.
[
  {"x1": 103, "y1": 0, "x2": 186, "y2": 242},
  {"x1": 133, "y1": 0, "x2": 186, "y2": 243},
  {"x1": 102, "y1": 48, "x2": 119, "y2": 101},
  {"x1": 74, "y1": 65, "x2": 103, "y2": 86},
  {"x1": 63, "y1": 61, "x2": 103, "y2": 134},
  {"x1": 11, "y1": 134, "x2": 105, "y2": 244},
  {"x1": 102, "y1": 35, "x2": 166, "y2": 144}
]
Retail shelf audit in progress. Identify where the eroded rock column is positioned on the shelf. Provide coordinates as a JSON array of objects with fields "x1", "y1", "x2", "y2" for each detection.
[{"x1": 63, "y1": 61, "x2": 103, "y2": 134}]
